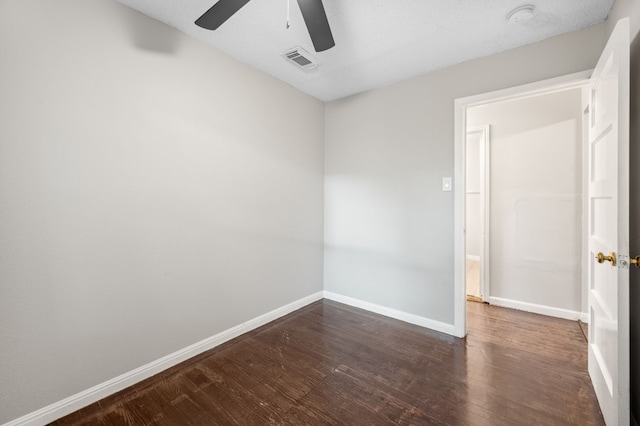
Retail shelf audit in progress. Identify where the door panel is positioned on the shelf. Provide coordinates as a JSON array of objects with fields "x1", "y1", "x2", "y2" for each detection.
[{"x1": 587, "y1": 17, "x2": 630, "y2": 426}]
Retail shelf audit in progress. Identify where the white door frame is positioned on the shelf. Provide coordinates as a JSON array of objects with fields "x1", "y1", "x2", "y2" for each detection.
[
  {"x1": 453, "y1": 70, "x2": 592, "y2": 337},
  {"x1": 465, "y1": 125, "x2": 490, "y2": 301}
]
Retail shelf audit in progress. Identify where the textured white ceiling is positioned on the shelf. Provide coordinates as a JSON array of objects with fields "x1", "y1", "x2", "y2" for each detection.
[{"x1": 117, "y1": 0, "x2": 615, "y2": 102}]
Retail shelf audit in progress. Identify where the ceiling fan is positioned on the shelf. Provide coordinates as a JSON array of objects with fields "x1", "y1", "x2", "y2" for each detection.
[{"x1": 195, "y1": 0, "x2": 335, "y2": 52}]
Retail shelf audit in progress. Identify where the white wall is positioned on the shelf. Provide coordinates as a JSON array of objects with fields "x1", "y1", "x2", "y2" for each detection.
[
  {"x1": 467, "y1": 89, "x2": 584, "y2": 313},
  {"x1": 324, "y1": 23, "x2": 606, "y2": 325},
  {"x1": 0, "y1": 1, "x2": 325, "y2": 423}
]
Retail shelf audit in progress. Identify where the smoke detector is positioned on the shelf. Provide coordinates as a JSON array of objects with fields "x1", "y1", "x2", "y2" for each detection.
[
  {"x1": 281, "y1": 47, "x2": 319, "y2": 71},
  {"x1": 507, "y1": 5, "x2": 535, "y2": 23}
]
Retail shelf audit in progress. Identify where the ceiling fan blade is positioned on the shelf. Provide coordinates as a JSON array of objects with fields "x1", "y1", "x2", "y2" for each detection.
[
  {"x1": 195, "y1": 0, "x2": 251, "y2": 30},
  {"x1": 296, "y1": 0, "x2": 335, "y2": 52}
]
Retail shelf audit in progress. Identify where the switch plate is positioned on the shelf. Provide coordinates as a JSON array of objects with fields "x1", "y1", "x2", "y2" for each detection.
[{"x1": 442, "y1": 177, "x2": 452, "y2": 192}]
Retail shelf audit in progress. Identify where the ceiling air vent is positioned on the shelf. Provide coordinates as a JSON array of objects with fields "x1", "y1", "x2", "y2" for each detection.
[{"x1": 281, "y1": 47, "x2": 319, "y2": 71}]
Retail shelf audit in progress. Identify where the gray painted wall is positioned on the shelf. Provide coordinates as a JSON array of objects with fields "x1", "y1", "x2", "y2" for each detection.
[{"x1": 0, "y1": 1, "x2": 325, "y2": 423}]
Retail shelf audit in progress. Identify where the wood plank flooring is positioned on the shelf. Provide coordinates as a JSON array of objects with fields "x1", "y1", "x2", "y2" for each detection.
[
  {"x1": 51, "y1": 300, "x2": 604, "y2": 425},
  {"x1": 466, "y1": 259, "x2": 481, "y2": 300}
]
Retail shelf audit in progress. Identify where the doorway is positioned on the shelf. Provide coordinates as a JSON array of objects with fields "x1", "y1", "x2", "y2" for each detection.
[
  {"x1": 465, "y1": 125, "x2": 489, "y2": 303},
  {"x1": 453, "y1": 70, "x2": 591, "y2": 337}
]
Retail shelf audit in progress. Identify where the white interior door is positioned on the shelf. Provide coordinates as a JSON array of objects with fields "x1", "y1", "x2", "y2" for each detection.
[{"x1": 587, "y1": 17, "x2": 630, "y2": 426}]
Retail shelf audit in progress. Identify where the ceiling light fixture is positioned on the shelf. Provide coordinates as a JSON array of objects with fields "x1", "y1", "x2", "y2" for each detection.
[{"x1": 507, "y1": 5, "x2": 535, "y2": 23}]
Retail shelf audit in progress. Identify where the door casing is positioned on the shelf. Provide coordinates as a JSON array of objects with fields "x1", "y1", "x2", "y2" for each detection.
[{"x1": 453, "y1": 70, "x2": 592, "y2": 337}]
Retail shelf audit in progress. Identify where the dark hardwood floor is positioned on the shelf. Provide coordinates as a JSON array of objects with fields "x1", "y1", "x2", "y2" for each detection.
[{"x1": 52, "y1": 300, "x2": 604, "y2": 425}]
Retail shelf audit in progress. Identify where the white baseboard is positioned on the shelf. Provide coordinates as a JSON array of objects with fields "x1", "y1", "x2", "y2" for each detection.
[
  {"x1": 488, "y1": 296, "x2": 582, "y2": 321},
  {"x1": 579, "y1": 312, "x2": 589, "y2": 323},
  {"x1": 323, "y1": 291, "x2": 457, "y2": 336},
  {"x1": 3, "y1": 291, "x2": 324, "y2": 426}
]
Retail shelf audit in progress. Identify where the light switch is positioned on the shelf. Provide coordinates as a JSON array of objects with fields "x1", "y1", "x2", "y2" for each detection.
[{"x1": 442, "y1": 177, "x2": 452, "y2": 192}]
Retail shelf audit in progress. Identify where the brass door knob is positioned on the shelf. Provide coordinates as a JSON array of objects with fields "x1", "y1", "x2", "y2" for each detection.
[
  {"x1": 630, "y1": 256, "x2": 640, "y2": 268},
  {"x1": 596, "y1": 252, "x2": 617, "y2": 266}
]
